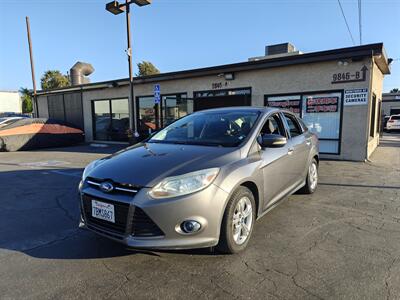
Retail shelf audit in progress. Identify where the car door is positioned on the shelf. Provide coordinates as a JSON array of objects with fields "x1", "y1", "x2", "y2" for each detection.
[
  {"x1": 258, "y1": 113, "x2": 293, "y2": 207},
  {"x1": 281, "y1": 112, "x2": 309, "y2": 186}
]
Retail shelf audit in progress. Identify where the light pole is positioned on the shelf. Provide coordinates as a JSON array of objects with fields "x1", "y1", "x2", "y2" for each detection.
[{"x1": 106, "y1": 0, "x2": 151, "y2": 143}]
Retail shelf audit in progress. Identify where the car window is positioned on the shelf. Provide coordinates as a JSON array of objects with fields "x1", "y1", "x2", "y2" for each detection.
[
  {"x1": 260, "y1": 114, "x2": 286, "y2": 136},
  {"x1": 297, "y1": 118, "x2": 309, "y2": 132},
  {"x1": 391, "y1": 116, "x2": 400, "y2": 120},
  {"x1": 149, "y1": 110, "x2": 260, "y2": 147},
  {"x1": 283, "y1": 114, "x2": 303, "y2": 138}
]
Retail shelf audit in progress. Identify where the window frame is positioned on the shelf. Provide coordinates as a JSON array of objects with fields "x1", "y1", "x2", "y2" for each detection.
[
  {"x1": 264, "y1": 89, "x2": 344, "y2": 155},
  {"x1": 91, "y1": 97, "x2": 130, "y2": 142},
  {"x1": 258, "y1": 112, "x2": 288, "y2": 139},
  {"x1": 369, "y1": 93, "x2": 377, "y2": 138},
  {"x1": 282, "y1": 112, "x2": 303, "y2": 139}
]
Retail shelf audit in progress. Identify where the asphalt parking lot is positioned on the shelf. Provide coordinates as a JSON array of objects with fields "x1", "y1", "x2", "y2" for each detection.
[{"x1": 1, "y1": 134, "x2": 399, "y2": 300}]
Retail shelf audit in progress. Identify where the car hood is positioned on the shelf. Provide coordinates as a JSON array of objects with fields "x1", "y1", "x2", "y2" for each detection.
[{"x1": 87, "y1": 142, "x2": 240, "y2": 187}]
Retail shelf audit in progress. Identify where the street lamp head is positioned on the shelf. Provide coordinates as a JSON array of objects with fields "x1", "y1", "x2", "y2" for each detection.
[
  {"x1": 133, "y1": 0, "x2": 151, "y2": 6},
  {"x1": 106, "y1": 1, "x2": 125, "y2": 15}
]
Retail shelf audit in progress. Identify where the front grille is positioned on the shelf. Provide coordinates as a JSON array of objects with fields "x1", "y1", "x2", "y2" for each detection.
[
  {"x1": 131, "y1": 208, "x2": 164, "y2": 237},
  {"x1": 86, "y1": 177, "x2": 140, "y2": 195},
  {"x1": 82, "y1": 194, "x2": 129, "y2": 235}
]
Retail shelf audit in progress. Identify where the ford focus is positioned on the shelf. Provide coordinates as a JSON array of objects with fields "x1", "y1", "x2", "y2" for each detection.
[{"x1": 79, "y1": 107, "x2": 319, "y2": 253}]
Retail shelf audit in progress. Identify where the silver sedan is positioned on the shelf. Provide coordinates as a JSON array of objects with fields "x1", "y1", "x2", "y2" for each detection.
[{"x1": 79, "y1": 107, "x2": 319, "y2": 254}]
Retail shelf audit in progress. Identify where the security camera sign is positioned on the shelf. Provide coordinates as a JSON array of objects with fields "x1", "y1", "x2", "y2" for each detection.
[{"x1": 344, "y1": 89, "x2": 368, "y2": 106}]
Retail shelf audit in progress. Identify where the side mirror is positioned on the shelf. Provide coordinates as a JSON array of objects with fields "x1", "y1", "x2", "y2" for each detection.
[{"x1": 257, "y1": 134, "x2": 287, "y2": 148}]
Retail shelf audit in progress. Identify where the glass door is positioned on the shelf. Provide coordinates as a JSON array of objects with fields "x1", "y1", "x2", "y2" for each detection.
[
  {"x1": 93, "y1": 100, "x2": 111, "y2": 141},
  {"x1": 137, "y1": 96, "x2": 159, "y2": 139},
  {"x1": 301, "y1": 92, "x2": 342, "y2": 154},
  {"x1": 92, "y1": 99, "x2": 129, "y2": 142}
]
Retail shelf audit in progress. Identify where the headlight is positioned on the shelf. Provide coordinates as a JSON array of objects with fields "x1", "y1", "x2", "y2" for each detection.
[
  {"x1": 149, "y1": 168, "x2": 219, "y2": 199},
  {"x1": 82, "y1": 159, "x2": 104, "y2": 180}
]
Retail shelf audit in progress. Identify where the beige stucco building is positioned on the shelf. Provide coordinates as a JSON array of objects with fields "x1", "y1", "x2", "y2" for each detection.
[{"x1": 36, "y1": 43, "x2": 391, "y2": 161}]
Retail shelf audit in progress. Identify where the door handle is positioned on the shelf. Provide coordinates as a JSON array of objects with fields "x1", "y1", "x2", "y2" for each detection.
[{"x1": 288, "y1": 148, "x2": 294, "y2": 155}]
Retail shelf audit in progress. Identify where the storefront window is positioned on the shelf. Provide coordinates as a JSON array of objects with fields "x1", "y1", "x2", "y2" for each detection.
[
  {"x1": 162, "y1": 94, "x2": 192, "y2": 126},
  {"x1": 301, "y1": 92, "x2": 342, "y2": 154},
  {"x1": 265, "y1": 92, "x2": 342, "y2": 154},
  {"x1": 265, "y1": 95, "x2": 301, "y2": 116},
  {"x1": 93, "y1": 98, "x2": 129, "y2": 142}
]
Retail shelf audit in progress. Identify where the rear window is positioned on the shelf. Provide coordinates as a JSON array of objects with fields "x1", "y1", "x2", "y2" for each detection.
[{"x1": 391, "y1": 116, "x2": 400, "y2": 120}]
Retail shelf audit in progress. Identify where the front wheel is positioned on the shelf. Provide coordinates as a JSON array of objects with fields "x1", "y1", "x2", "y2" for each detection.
[
  {"x1": 216, "y1": 186, "x2": 256, "y2": 254},
  {"x1": 298, "y1": 158, "x2": 318, "y2": 194}
]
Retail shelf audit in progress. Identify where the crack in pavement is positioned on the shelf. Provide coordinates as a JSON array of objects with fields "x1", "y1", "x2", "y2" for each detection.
[
  {"x1": 291, "y1": 259, "x2": 325, "y2": 300},
  {"x1": 385, "y1": 257, "x2": 398, "y2": 300},
  {"x1": 23, "y1": 229, "x2": 79, "y2": 253},
  {"x1": 55, "y1": 195, "x2": 77, "y2": 222},
  {"x1": 101, "y1": 261, "x2": 131, "y2": 300}
]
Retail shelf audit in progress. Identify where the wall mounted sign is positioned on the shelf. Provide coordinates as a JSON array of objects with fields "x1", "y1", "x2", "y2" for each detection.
[
  {"x1": 306, "y1": 96, "x2": 339, "y2": 113},
  {"x1": 331, "y1": 66, "x2": 368, "y2": 84},
  {"x1": 194, "y1": 88, "x2": 251, "y2": 98},
  {"x1": 154, "y1": 84, "x2": 161, "y2": 104},
  {"x1": 344, "y1": 88, "x2": 368, "y2": 106},
  {"x1": 212, "y1": 82, "x2": 229, "y2": 90},
  {"x1": 267, "y1": 95, "x2": 301, "y2": 114}
]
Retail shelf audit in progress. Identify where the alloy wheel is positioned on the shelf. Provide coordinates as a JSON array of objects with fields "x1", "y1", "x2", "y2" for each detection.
[
  {"x1": 232, "y1": 196, "x2": 253, "y2": 245},
  {"x1": 309, "y1": 162, "x2": 318, "y2": 190}
]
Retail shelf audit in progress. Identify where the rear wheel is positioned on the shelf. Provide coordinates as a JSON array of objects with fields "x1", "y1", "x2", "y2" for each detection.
[
  {"x1": 298, "y1": 158, "x2": 318, "y2": 194},
  {"x1": 216, "y1": 186, "x2": 256, "y2": 254}
]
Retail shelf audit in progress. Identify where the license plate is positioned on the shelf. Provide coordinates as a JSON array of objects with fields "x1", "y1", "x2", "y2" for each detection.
[{"x1": 91, "y1": 200, "x2": 115, "y2": 223}]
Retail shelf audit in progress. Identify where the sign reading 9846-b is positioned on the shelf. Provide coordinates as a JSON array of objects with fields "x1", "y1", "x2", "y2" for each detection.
[{"x1": 331, "y1": 66, "x2": 368, "y2": 84}]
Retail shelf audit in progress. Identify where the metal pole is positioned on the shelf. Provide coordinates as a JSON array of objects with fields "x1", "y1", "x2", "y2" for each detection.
[
  {"x1": 125, "y1": 1, "x2": 138, "y2": 141},
  {"x1": 25, "y1": 16, "x2": 38, "y2": 117}
]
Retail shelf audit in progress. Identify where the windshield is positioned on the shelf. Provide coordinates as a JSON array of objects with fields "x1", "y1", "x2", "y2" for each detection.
[{"x1": 148, "y1": 110, "x2": 260, "y2": 147}]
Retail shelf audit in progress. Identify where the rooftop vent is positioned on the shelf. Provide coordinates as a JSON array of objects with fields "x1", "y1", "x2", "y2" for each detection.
[
  {"x1": 70, "y1": 62, "x2": 94, "y2": 86},
  {"x1": 249, "y1": 42, "x2": 302, "y2": 62},
  {"x1": 265, "y1": 43, "x2": 296, "y2": 56}
]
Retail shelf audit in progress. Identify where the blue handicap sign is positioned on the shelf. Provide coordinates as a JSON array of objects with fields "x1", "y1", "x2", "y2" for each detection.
[{"x1": 154, "y1": 84, "x2": 160, "y2": 104}]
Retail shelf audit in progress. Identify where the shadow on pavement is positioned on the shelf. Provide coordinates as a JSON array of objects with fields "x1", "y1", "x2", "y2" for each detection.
[{"x1": 0, "y1": 167, "x2": 216, "y2": 261}]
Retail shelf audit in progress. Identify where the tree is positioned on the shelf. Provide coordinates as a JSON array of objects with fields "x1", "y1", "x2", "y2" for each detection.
[
  {"x1": 19, "y1": 87, "x2": 33, "y2": 113},
  {"x1": 41, "y1": 70, "x2": 70, "y2": 90},
  {"x1": 136, "y1": 61, "x2": 160, "y2": 76},
  {"x1": 390, "y1": 88, "x2": 399, "y2": 93}
]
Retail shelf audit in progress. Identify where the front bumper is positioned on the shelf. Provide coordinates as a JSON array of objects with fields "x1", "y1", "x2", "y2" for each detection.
[{"x1": 79, "y1": 182, "x2": 229, "y2": 250}]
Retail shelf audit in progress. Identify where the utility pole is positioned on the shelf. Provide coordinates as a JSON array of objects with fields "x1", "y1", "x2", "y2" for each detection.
[
  {"x1": 125, "y1": 1, "x2": 138, "y2": 140},
  {"x1": 106, "y1": 0, "x2": 151, "y2": 143},
  {"x1": 25, "y1": 16, "x2": 38, "y2": 117}
]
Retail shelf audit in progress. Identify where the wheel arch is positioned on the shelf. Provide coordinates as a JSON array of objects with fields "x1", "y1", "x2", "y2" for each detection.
[{"x1": 240, "y1": 181, "x2": 260, "y2": 218}]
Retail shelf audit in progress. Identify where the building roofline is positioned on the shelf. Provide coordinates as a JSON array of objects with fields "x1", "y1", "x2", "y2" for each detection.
[{"x1": 37, "y1": 43, "x2": 389, "y2": 95}]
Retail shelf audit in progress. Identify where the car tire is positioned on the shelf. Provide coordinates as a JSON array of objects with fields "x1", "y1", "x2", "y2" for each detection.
[
  {"x1": 216, "y1": 186, "x2": 256, "y2": 254},
  {"x1": 298, "y1": 158, "x2": 318, "y2": 194}
]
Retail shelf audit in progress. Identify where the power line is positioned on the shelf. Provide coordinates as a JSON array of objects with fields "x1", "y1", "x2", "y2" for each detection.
[
  {"x1": 358, "y1": 0, "x2": 362, "y2": 45},
  {"x1": 337, "y1": 0, "x2": 356, "y2": 45}
]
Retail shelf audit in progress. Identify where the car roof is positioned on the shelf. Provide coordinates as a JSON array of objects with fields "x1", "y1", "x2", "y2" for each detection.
[{"x1": 193, "y1": 106, "x2": 281, "y2": 114}]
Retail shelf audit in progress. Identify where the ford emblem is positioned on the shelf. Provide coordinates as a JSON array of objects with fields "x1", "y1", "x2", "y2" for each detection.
[{"x1": 100, "y1": 182, "x2": 114, "y2": 193}]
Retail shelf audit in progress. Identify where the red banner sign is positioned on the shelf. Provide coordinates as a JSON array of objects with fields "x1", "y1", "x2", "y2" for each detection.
[
  {"x1": 267, "y1": 100, "x2": 300, "y2": 114},
  {"x1": 306, "y1": 96, "x2": 338, "y2": 113}
]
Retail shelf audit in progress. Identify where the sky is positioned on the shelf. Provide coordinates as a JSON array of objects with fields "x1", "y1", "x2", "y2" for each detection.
[{"x1": 0, "y1": 0, "x2": 399, "y2": 92}]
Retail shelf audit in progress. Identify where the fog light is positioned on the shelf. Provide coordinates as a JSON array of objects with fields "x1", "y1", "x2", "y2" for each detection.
[{"x1": 181, "y1": 220, "x2": 201, "y2": 233}]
